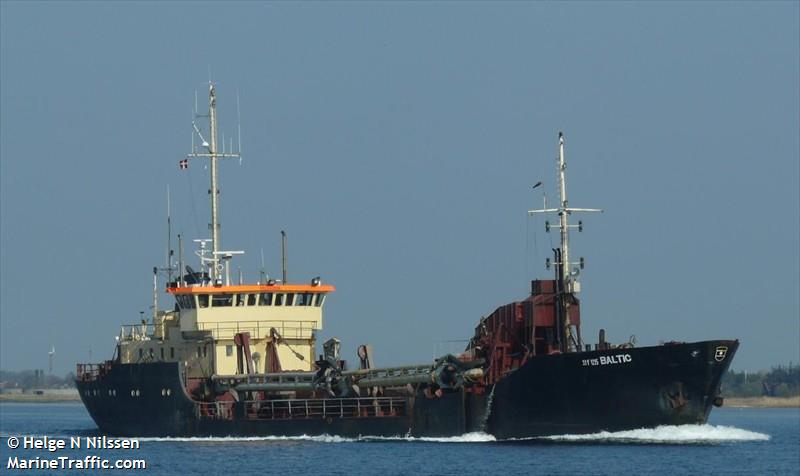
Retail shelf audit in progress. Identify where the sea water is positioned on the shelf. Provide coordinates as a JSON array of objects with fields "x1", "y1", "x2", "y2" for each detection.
[{"x1": 0, "y1": 403, "x2": 797, "y2": 475}]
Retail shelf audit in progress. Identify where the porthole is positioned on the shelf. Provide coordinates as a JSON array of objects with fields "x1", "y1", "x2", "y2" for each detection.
[
  {"x1": 130, "y1": 390, "x2": 135, "y2": 397},
  {"x1": 166, "y1": 389, "x2": 171, "y2": 396},
  {"x1": 161, "y1": 389, "x2": 166, "y2": 396}
]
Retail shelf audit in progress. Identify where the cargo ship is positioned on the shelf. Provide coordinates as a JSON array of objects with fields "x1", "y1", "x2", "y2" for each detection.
[{"x1": 76, "y1": 84, "x2": 738, "y2": 438}]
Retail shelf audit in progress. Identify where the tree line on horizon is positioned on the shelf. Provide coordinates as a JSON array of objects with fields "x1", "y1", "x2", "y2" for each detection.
[
  {"x1": 0, "y1": 369, "x2": 75, "y2": 390},
  {"x1": 722, "y1": 364, "x2": 799, "y2": 398}
]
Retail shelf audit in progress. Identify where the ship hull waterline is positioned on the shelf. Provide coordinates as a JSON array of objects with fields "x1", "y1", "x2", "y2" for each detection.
[{"x1": 76, "y1": 340, "x2": 737, "y2": 439}]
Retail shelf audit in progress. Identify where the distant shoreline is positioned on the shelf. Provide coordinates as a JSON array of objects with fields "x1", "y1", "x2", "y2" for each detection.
[
  {"x1": 0, "y1": 392, "x2": 80, "y2": 403},
  {"x1": 723, "y1": 396, "x2": 800, "y2": 408}
]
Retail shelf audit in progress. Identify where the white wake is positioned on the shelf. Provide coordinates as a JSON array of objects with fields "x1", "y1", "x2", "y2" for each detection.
[
  {"x1": 543, "y1": 424, "x2": 770, "y2": 444},
  {"x1": 137, "y1": 434, "x2": 355, "y2": 443},
  {"x1": 106, "y1": 425, "x2": 770, "y2": 445},
  {"x1": 137, "y1": 432, "x2": 496, "y2": 443}
]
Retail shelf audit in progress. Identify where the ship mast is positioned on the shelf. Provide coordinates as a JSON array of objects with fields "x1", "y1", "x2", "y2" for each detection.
[
  {"x1": 529, "y1": 132, "x2": 602, "y2": 291},
  {"x1": 209, "y1": 84, "x2": 220, "y2": 273},
  {"x1": 187, "y1": 83, "x2": 240, "y2": 283},
  {"x1": 556, "y1": 132, "x2": 574, "y2": 289},
  {"x1": 529, "y1": 132, "x2": 602, "y2": 350}
]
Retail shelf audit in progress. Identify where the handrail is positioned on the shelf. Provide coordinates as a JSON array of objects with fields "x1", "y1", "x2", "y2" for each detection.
[
  {"x1": 196, "y1": 320, "x2": 317, "y2": 340},
  {"x1": 75, "y1": 362, "x2": 114, "y2": 382},
  {"x1": 195, "y1": 396, "x2": 407, "y2": 421},
  {"x1": 118, "y1": 324, "x2": 156, "y2": 342}
]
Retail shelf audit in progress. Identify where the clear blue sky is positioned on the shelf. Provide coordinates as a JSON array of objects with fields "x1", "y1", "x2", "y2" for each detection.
[{"x1": 1, "y1": 1, "x2": 798, "y2": 375}]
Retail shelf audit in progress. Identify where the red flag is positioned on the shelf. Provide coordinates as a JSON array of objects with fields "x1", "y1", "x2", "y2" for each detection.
[{"x1": 179, "y1": 159, "x2": 188, "y2": 170}]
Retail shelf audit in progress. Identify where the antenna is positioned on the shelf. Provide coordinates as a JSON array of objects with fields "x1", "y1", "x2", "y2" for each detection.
[
  {"x1": 213, "y1": 250, "x2": 245, "y2": 286},
  {"x1": 193, "y1": 238, "x2": 215, "y2": 279},
  {"x1": 166, "y1": 186, "x2": 173, "y2": 283},
  {"x1": 260, "y1": 248, "x2": 266, "y2": 284},
  {"x1": 178, "y1": 234, "x2": 184, "y2": 286},
  {"x1": 152, "y1": 266, "x2": 158, "y2": 320},
  {"x1": 281, "y1": 230, "x2": 287, "y2": 284},
  {"x1": 237, "y1": 90, "x2": 243, "y2": 156},
  {"x1": 192, "y1": 122, "x2": 209, "y2": 150}
]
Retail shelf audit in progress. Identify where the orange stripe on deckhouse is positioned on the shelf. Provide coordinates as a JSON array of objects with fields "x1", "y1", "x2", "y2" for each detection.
[{"x1": 167, "y1": 284, "x2": 336, "y2": 295}]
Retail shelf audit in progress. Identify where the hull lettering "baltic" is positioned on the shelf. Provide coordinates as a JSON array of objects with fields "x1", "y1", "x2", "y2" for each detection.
[{"x1": 582, "y1": 354, "x2": 632, "y2": 367}]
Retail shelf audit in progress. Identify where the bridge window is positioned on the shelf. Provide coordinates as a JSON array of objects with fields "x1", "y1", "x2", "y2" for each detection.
[
  {"x1": 226, "y1": 345, "x2": 233, "y2": 357},
  {"x1": 296, "y1": 293, "x2": 313, "y2": 306},
  {"x1": 248, "y1": 294, "x2": 257, "y2": 306},
  {"x1": 285, "y1": 293, "x2": 295, "y2": 306},
  {"x1": 236, "y1": 294, "x2": 247, "y2": 306},
  {"x1": 259, "y1": 293, "x2": 273, "y2": 306},
  {"x1": 139, "y1": 348, "x2": 143, "y2": 359},
  {"x1": 170, "y1": 347, "x2": 175, "y2": 359},
  {"x1": 160, "y1": 348, "x2": 164, "y2": 360},
  {"x1": 212, "y1": 294, "x2": 233, "y2": 307},
  {"x1": 176, "y1": 295, "x2": 196, "y2": 310},
  {"x1": 274, "y1": 294, "x2": 284, "y2": 306},
  {"x1": 315, "y1": 294, "x2": 326, "y2": 307},
  {"x1": 198, "y1": 295, "x2": 209, "y2": 308}
]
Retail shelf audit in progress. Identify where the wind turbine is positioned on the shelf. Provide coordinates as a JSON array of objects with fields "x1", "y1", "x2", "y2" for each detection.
[{"x1": 48, "y1": 346, "x2": 55, "y2": 375}]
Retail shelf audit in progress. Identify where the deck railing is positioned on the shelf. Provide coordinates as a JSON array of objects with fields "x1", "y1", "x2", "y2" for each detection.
[
  {"x1": 196, "y1": 320, "x2": 317, "y2": 340},
  {"x1": 196, "y1": 397, "x2": 407, "y2": 421},
  {"x1": 119, "y1": 324, "x2": 155, "y2": 342},
  {"x1": 195, "y1": 401, "x2": 236, "y2": 420},
  {"x1": 75, "y1": 362, "x2": 113, "y2": 382}
]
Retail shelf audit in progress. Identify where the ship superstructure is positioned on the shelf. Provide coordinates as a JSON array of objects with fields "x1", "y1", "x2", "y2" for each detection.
[
  {"x1": 114, "y1": 83, "x2": 333, "y2": 382},
  {"x1": 76, "y1": 85, "x2": 738, "y2": 438}
]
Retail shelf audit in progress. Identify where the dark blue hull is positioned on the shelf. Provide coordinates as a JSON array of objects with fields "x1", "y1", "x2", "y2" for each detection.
[{"x1": 76, "y1": 340, "x2": 737, "y2": 438}]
